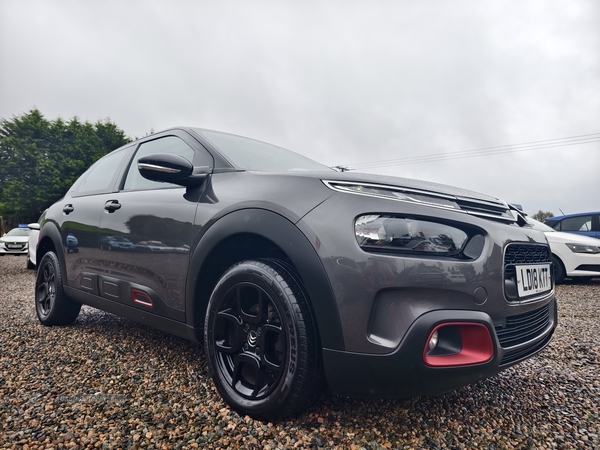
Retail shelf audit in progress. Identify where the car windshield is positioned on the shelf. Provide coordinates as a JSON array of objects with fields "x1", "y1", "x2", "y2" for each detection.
[
  {"x1": 195, "y1": 129, "x2": 334, "y2": 172},
  {"x1": 5, "y1": 228, "x2": 31, "y2": 237},
  {"x1": 526, "y1": 218, "x2": 555, "y2": 232}
]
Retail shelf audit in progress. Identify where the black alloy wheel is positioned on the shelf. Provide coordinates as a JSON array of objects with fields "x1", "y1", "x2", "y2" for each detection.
[
  {"x1": 205, "y1": 259, "x2": 323, "y2": 420},
  {"x1": 35, "y1": 251, "x2": 81, "y2": 326}
]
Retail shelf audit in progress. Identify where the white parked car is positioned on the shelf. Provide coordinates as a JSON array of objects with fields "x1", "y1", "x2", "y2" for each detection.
[
  {"x1": 26, "y1": 211, "x2": 46, "y2": 269},
  {"x1": 527, "y1": 218, "x2": 600, "y2": 283},
  {"x1": 0, "y1": 227, "x2": 31, "y2": 256}
]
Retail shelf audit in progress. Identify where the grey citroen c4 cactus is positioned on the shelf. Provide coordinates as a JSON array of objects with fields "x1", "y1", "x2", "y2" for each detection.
[{"x1": 35, "y1": 127, "x2": 556, "y2": 419}]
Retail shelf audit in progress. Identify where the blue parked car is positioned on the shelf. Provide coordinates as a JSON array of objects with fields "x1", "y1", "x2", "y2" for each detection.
[
  {"x1": 100, "y1": 235, "x2": 135, "y2": 251},
  {"x1": 65, "y1": 233, "x2": 79, "y2": 253},
  {"x1": 545, "y1": 212, "x2": 600, "y2": 239}
]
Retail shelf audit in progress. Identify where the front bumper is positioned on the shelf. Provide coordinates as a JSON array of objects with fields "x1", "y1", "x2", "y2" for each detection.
[
  {"x1": 322, "y1": 298, "x2": 556, "y2": 398},
  {"x1": 0, "y1": 244, "x2": 28, "y2": 254}
]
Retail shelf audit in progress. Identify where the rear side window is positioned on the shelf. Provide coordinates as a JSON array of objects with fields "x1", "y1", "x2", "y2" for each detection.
[
  {"x1": 560, "y1": 216, "x2": 593, "y2": 232},
  {"x1": 72, "y1": 149, "x2": 128, "y2": 196},
  {"x1": 123, "y1": 136, "x2": 198, "y2": 191}
]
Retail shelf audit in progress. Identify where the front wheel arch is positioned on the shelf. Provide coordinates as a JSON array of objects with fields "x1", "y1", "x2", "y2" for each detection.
[
  {"x1": 551, "y1": 254, "x2": 566, "y2": 284},
  {"x1": 186, "y1": 209, "x2": 344, "y2": 351}
]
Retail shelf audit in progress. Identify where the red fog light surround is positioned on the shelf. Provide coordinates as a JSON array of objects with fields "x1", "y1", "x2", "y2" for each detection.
[{"x1": 423, "y1": 322, "x2": 494, "y2": 367}]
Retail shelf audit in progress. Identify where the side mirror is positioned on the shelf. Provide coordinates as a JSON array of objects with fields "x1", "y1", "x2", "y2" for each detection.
[
  {"x1": 28, "y1": 223, "x2": 41, "y2": 231},
  {"x1": 138, "y1": 153, "x2": 211, "y2": 187}
]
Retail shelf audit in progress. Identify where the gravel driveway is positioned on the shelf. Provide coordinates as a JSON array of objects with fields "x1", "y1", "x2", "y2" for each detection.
[{"x1": 1, "y1": 255, "x2": 598, "y2": 449}]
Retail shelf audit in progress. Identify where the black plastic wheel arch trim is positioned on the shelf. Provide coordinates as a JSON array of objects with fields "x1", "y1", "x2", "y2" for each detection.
[
  {"x1": 37, "y1": 222, "x2": 68, "y2": 281},
  {"x1": 186, "y1": 208, "x2": 345, "y2": 351}
]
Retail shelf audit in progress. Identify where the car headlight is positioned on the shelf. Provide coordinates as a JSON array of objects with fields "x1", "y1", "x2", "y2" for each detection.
[
  {"x1": 565, "y1": 243, "x2": 600, "y2": 254},
  {"x1": 355, "y1": 215, "x2": 468, "y2": 255}
]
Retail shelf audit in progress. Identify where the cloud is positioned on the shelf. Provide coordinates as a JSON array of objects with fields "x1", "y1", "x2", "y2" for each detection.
[{"x1": 1, "y1": 0, "x2": 598, "y2": 214}]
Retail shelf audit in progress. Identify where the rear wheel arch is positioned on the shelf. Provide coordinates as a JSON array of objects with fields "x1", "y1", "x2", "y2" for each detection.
[
  {"x1": 35, "y1": 250, "x2": 81, "y2": 325},
  {"x1": 37, "y1": 224, "x2": 63, "y2": 267},
  {"x1": 186, "y1": 209, "x2": 345, "y2": 351}
]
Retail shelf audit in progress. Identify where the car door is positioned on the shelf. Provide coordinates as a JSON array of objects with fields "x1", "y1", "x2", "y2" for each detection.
[
  {"x1": 95, "y1": 131, "x2": 213, "y2": 322},
  {"x1": 57, "y1": 147, "x2": 131, "y2": 287}
]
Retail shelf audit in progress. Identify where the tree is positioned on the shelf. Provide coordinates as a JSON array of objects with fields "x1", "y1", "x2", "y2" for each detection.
[
  {"x1": 531, "y1": 210, "x2": 554, "y2": 222},
  {"x1": 0, "y1": 109, "x2": 130, "y2": 227}
]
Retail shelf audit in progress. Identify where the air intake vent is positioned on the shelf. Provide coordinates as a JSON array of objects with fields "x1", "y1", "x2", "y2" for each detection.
[{"x1": 495, "y1": 304, "x2": 552, "y2": 365}]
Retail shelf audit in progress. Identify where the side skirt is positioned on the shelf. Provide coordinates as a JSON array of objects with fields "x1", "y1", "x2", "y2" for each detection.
[{"x1": 65, "y1": 286, "x2": 202, "y2": 343}]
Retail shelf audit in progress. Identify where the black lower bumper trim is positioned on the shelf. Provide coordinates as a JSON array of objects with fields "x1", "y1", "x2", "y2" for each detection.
[
  {"x1": 322, "y1": 299, "x2": 556, "y2": 399},
  {"x1": 574, "y1": 264, "x2": 600, "y2": 273}
]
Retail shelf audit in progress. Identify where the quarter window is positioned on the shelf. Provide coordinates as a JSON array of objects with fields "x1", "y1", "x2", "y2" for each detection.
[{"x1": 123, "y1": 136, "x2": 197, "y2": 191}]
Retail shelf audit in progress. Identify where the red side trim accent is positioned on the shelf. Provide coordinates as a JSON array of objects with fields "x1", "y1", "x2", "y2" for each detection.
[
  {"x1": 423, "y1": 322, "x2": 494, "y2": 367},
  {"x1": 132, "y1": 289, "x2": 153, "y2": 307}
]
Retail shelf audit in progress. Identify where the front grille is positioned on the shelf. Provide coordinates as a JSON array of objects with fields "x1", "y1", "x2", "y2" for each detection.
[
  {"x1": 500, "y1": 334, "x2": 552, "y2": 366},
  {"x1": 504, "y1": 243, "x2": 552, "y2": 302},
  {"x1": 4, "y1": 242, "x2": 25, "y2": 249},
  {"x1": 505, "y1": 244, "x2": 551, "y2": 265},
  {"x1": 455, "y1": 197, "x2": 515, "y2": 223},
  {"x1": 495, "y1": 304, "x2": 551, "y2": 365},
  {"x1": 496, "y1": 304, "x2": 550, "y2": 347}
]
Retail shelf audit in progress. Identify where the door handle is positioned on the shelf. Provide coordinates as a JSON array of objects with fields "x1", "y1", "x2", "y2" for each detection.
[
  {"x1": 104, "y1": 200, "x2": 122, "y2": 213},
  {"x1": 63, "y1": 204, "x2": 74, "y2": 214}
]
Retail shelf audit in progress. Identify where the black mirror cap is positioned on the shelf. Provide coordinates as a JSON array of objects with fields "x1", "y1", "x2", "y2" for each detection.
[{"x1": 137, "y1": 153, "x2": 211, "y2": 187}]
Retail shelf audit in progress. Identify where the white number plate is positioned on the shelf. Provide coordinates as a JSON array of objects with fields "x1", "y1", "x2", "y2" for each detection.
[
  {"x1": 516, "y1": 264, "x2": 552, "y2": 297},
  {"x1": 7, "y1": 244, "x2": 21, "y2": 248}
]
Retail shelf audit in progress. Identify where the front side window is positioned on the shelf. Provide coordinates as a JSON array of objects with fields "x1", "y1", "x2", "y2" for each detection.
[
  {"x1": 74, "y1": 149, "x2": 127, "y2": 196},
  {"x1": 561, "y1": 216, "x2": 592, "y2": 232},
  {"x1": 123, "y1": 136, "x2": 197, "y2": 191}
]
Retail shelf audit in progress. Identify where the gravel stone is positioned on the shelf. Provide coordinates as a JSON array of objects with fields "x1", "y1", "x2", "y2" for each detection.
[{"x1": 1, "y1": 255, "x2": 599, "y2": 449}]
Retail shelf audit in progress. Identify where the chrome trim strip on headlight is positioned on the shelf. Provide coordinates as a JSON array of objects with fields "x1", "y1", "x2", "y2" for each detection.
[
  {"x1": 323, "y1": 180, "x2": 458, "y2": 200},
  {"x1": 322, "y1": 180, "x2": 460, "y2": 210},
  {"x1": 322, "y1": 180, "x2": 516, "y2": 223}
]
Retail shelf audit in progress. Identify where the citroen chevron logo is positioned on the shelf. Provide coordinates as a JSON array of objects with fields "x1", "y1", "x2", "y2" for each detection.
[{"x1": 247, "y1": 330, "x2": 258, "y2": 347}]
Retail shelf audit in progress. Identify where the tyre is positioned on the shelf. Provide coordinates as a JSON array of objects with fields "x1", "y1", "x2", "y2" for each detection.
[
  {"x1": 205, "y1": 259, "x2": 322, "y2": 420},
  {"x1": 35, "y1": 251, "x2": 81, "y2": 326},
  {"x1": 552, "y1": 255, "x2": 565, "y2": 284}
]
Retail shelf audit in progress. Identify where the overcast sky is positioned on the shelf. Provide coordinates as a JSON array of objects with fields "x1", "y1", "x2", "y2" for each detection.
[{"x1": 1, "y1": 0, "x2": 598, "y2": 216}]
